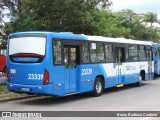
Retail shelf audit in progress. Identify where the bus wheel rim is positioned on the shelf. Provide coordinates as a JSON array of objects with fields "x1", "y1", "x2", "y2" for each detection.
[
  {"x1": 139, "y1": 76, "x2": 142, "y2": 84},
  {"x1": 96, "y1": 81, "x2": 102, "y2": 93}
]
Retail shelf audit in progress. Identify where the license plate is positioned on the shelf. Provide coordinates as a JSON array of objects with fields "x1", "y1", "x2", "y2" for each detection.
[
  {"x1": 21, "y1": 88, "x2": 30, "y2": 91},
  {"x1": 117, "y1": 84, "x2": 124, "y2": 87}
]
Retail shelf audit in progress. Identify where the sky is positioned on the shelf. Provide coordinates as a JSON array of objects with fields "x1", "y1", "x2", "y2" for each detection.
[{"x1": 110, "y1": 0, "x2": 160, "y2": 19}]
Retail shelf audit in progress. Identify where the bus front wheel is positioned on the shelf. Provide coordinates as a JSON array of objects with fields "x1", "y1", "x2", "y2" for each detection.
[{"x1": 92, "y1": 77, "x2": 103, "y2": 97}]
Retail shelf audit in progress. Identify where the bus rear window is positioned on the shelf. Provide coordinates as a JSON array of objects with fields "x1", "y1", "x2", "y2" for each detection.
[{"x1": 9, "y1": 36, "x2": 46, "y2": 63}]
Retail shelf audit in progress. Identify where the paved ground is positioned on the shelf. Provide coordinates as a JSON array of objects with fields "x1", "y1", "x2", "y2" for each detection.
[
  {"x1": 0, "y1": 78, "x2": 160, "y2": 120},
  {"x1": 0, "y1": 77, "x2": 7, "y2": 84}
]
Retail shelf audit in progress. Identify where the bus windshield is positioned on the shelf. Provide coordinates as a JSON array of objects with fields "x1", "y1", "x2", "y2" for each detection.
[{"x1": 9, "y1": 36, "x2": 46, "y2": 63}]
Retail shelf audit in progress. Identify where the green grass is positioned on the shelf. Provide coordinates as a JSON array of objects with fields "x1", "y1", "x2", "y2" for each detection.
[
  {"x1": 0, "y1": 85, "x2": 8, "y2": 94},
  {"x1": 0, "y1": 85, "x2": 28, "y2": 100}
]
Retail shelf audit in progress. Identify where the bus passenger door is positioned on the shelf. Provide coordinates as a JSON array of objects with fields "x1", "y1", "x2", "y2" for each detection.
[
  {"x1": 147, "y1": 48, "x2": 152, "y2": 79},
  {"x1": 115, "y1": 47, "x2": 125, "y2": 86},
  {"x1": 64, "y1": 46, "x2": 78, "y2": 94}
]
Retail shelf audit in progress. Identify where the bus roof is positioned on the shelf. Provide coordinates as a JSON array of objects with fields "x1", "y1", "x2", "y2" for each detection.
[
  {"x1": 86, "y1": 35, "x2": 153, "y2": 46},
  {"x1": 9, "y1": 31, "x2": 87, "y2": 41},
  {"x1": 9, "y1": 31, "x2": 153, "y2": 46}
]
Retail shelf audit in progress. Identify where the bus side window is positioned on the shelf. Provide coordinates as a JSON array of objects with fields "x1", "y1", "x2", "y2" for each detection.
[
  {"x1": 82, "y1": 42, "x2": 90, "y2": 63},
  {"x1": 128, "y1": 45, "x2": 138, "y2": 61},
  {"x1": 139, "y1": 46, "x2": 146, "y2": 61},
  {"x1": 90, "y1": 42, "x2": 105, "y2": 63},
  {"x1": 53, "y1": 40, "x2": 62, "y2": 64},
  {"x1": 97, "y1": 43, "x2": 105, "y2": 62},
  {"x1": 105, "y1": 44, "x2": 113, "y2": 62},
  {"x1": 90, "y1": 43, "x2": 97, "y2": 63}
]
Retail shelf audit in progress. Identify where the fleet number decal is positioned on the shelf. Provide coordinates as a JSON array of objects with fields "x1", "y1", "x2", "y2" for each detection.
[
  {"x1": 28, "y1": 74, "x2": 43, "y2": 80},
  {"x1": 81, "y1": 69, "x2": 92, "y2": 75}
]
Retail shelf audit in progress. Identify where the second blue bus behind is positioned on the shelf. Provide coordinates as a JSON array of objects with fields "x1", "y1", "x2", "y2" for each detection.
[{"x1": 152, "y1": 43, "x2": 160, "y2": 76}]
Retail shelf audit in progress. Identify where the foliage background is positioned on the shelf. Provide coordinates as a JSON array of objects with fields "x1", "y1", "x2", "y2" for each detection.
[{"x1": 0, "y1": 0, "x2": 160, "y2": 43}]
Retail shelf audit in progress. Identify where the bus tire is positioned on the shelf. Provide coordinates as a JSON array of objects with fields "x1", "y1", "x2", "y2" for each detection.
[
  {"x1": 92, "y1": 77, "x2": 103, "y2": 97},
  {"x1": 135, "y1": 75, "x2": 142, "y2": 87}
]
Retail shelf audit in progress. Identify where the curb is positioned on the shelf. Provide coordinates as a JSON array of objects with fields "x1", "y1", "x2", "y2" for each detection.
[{"x1": 0, "y1": 95, "x2": 41, "y2": 103}]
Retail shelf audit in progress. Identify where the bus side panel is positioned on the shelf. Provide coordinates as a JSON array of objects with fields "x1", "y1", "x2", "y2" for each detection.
[
  {"x1": 79, "y1": 63, "x2": 118, "y2": 93},
  {"x1": 122, "y1": 62, "x2": 154, "y2": 82},
  {"x1": 100, "y1": 64, "x2": 117, "y2": 88},
  {"x1": 79, "y1": 64, "x2": 95, "y2": 93},
  {"x1": 51, "y1": 66, "x2": 65, "y2": 96},
  {"x1": 79, "y1": 64, "x2": 104, "y2": 93},
  {"x1": 101, "y1": 63, "x2": 140, "y2": 86},
  {"x1": 47, "y1": 37, "x2": 65, "y2": 96},
  {"x1": 79, "y1": 61, "x2": 154, "y2": 94},
  {"x1": 102, "y1": 62, "x2": 154, "y2": 86},
  {"x1": 104, "y1": 76, "x2": 117, "y2": 88}
]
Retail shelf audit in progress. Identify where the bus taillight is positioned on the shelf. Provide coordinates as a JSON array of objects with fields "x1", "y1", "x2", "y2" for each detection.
[
  {"x1": 43, "y1": 69, "x2": 49, "y2": 85},
  {"x1": 6, "y1": 68, "x2": 10, "y2": 82}
]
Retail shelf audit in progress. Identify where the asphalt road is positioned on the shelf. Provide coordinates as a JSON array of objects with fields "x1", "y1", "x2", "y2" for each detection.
[{"x1": 0, "y1": 78, "x2": 160, "y2": 120}]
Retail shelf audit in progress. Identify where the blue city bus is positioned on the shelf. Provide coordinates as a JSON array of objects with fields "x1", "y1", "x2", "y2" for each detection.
[
  {"x1": 7, "y1": 32, "x2": 154, "y2": 97},
  {"x1": 152, "y1": 43, "x2": 160, "y2": 76}
]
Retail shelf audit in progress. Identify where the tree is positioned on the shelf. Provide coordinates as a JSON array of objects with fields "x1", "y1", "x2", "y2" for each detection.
[
  {"x1": 143, "y1": 12, "x2": 160, "y2": 41},
  {"x1": 1, "y1": 0, "x2": 160, "y2": 41},
  {"x1": 115, "y1": 9, "x2": 160, "y2": 41},
  {"x1": 144, "y1": 12, "x2": 158, "y2": 27},
  {"x1": 1, "y1": 0, "x2": 112, "y2": 34}
]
